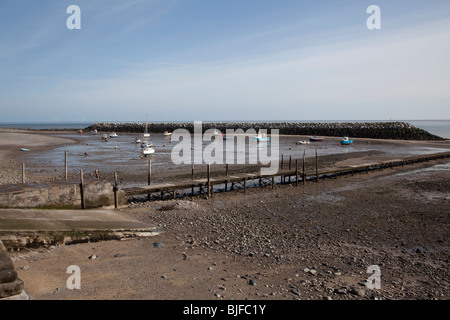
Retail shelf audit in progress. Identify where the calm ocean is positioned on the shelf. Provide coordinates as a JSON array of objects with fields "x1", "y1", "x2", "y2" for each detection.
[{"x1": 0, "y1": 120, "x2": 449, "y2": 139}]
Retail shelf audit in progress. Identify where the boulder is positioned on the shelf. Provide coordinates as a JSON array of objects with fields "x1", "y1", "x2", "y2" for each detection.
[{"x1": 0, "y1": 240, "x2": 26, "y2": 299}]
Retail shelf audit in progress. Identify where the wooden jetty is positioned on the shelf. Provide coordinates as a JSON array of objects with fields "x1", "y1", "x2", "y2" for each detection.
[{"x1": 121, "y1": 151, "x2": 450, "y2": 204}]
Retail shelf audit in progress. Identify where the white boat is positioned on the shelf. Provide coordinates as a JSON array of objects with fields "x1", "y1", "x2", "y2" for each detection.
[
  {"x1": 252, "y1": 132, "x2": 270, "y2": 142},
  {"x1": 102, "y1": 134, "x2": 108, "y2": 141},
  {"x1": 109, "y1": 132, "x2": 118, "y2": 138},
  {"x1": 141, "y1": 146, "x2": 155, "y2": 156},
  {"x1": 163, "y1": 131, "x2": 172, "y2": 136},
  {"x1": 90, "y1": 129, "x2": 98, "y2": 134},
  {"x1": 135, "y1": 137, "x2": 142, "y2": 143},
  {"x1": 309, "y1": 136, "x2": 324, "y2": 142},
  {"x1": 141, "y1": 141, "x2": 153, "y2": 148},
  {"x1": 212, "y1": 129, "x2": 221, "y2": 136},
  {"x1": 296, "y1": 140, "x2": 310, "y2": 145}
]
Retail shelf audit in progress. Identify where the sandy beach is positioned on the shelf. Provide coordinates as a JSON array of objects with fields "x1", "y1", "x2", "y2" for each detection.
[{"x1": 1, "y1": 130, "x2": 449, "y2": 300}]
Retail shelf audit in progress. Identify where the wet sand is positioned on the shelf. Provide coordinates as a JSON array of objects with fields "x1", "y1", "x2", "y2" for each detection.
[{"x1": 1, "y1": 130, "x2": 449, "y2": 300}]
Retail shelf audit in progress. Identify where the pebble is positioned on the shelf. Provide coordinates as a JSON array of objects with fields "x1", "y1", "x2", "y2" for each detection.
[{"x1": 153, "y1": 242, "x2": 164, "y2": 248}]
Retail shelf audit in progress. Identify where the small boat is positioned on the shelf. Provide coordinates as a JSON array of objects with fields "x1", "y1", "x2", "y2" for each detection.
[
  {"x1": 102, "y1": 134, "x2": 108, "y2": 141},
  {"x1": 212, "y1": 129, "x2": 221, "y2": 136},
  {"x1": 78, "y1": 129, "x2": 83, "y2": 134},
  {"x1": 309, "y1": 136, "x2": 324, "y2": 142},
  {"x1": 141, "y1": 141, "x2": 153, "y2": 148},
  {"x1": 340, "y1": 137, "x2": 353, "y2": 145},
  {"x1": 163, "y1": 131, "x2": 172, "y2": 136},
  {"x1": 252, "y1": 132, "x2": 270, "y2": 142},
  {"x1": 141, "y1": 146, "x2": 155, "y2": 156},
  {"x1": 135, "y1": 137, "x2": 142, "y2": 143},
  {"x1": 109, "y1": 132, "x2": 118, "y2": 138},
  {"x1": 296, "y1": 140, "x2": 310, "y2": 145}
]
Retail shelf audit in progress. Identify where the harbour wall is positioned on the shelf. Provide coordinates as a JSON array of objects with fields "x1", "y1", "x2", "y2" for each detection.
[
  {"x1": 85, "y1": 122, "x2": 444, "y2": 140},
  {"x1": 0, "y1": 179, "x2": 126, "y2": 209}
]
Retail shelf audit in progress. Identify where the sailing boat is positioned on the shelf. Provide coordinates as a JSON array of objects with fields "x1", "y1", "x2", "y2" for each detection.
[{"x1": 143, "y1": 114, "x2": 150, "y2": 138}]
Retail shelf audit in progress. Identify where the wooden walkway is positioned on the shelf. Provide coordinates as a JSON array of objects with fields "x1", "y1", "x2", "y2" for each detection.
[{"x1": 121, "y1": 151, "x2": 450, "y2": 202}]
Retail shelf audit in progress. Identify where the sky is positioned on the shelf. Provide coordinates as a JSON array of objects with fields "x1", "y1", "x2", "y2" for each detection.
[{"x1": 0, "y1": 0, "x2": 449, "y2": 123}]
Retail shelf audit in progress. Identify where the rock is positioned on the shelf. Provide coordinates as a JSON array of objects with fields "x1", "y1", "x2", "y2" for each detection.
[
  {"x1": 309, "y1": 269, "x2": 318, "y2": 276},
  {"x1": 290, "y1": 289, "x2": 301, "y2": 296},
  {"x1": 114, "y1": 254, "x2": 127, "y2": 258},
  {"x1": 351, "y1": 287, "x2": 365, "y2": 297},
  {"x1": 0, "y1": 240, "x2": 25, "y2": 299},
  {"x1": 153, "y1": 242, "x2": 164, "y2": 248},
  {"x1": 162, "y1": 275, "x2": 169, "y2": 280},
  {"x1": 88, "y1": 254, "x2": 98, "y2": 260},
  {"x1": 334, "y1": 287, "x2": 347, "y2": 295},
  {"x1": 249, "y1": 279, "x2": 257, "y2": 286},
  {"x1": 22, "y1": 266, "x2": 31, "y2": 270}
]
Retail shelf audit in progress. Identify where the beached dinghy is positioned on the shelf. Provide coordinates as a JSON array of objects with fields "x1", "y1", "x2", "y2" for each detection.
[
  {"x1": 296, "y1": 140, "x2": 310, "y2": 145},
  {"x1": 109, "y1": 132, "x2": 118, "y2": 138},
  {"x1": 340, "y1": 137, "x2": 353, "y2": 145},
  {"x1": 309, "y1": 136, "x2": 324, "y2": 142},
  {"x1": 163, "y1": 131, "x2": 172, "y2": 136}
]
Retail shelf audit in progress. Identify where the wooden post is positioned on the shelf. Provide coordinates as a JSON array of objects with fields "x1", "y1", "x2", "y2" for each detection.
[
  {"x1": 211, "y1": 184, "x2": 214, "y2": 198},
  {"x1": 225, "y1": 163, "x2": 229, "y2": 192},
  {"x1": 207, "y1": 162, "x2": 211, "y2": 199},
  {"x1": 95, "y1": 170, "x2": 99, "y2": 179},
  {"x1": 303, "y1": 150, "x2": 306, "y2": 185},
  {"x1": 191, "y1": 163, "x2": 195, "y2": 195},
  {"x1": 272, "y1": 176, "x2": 274, "y2": 189},
  {"x1": 243, "y1": 178, "x2": 246, "y2": 193},
  {"x1": 281, "y1": 154, "x2": 284, "y2": 169},
  {"x1": 80, "y1": 170, "x2": 85, "y2": 209},
  {"x1": 65, "y1": 151, "x2": 68, "y2": 180},
  {"x1": 113, "y1": 172, "x2": 118, "y2": 209},
  {"x1": 296, "y1": 159, "x2": 299, "y2": 186},
  {"x1": 22, "y1": 163, "x2": 25, "y2": 184},
  {"x1": 289, "y1": 155, "x2": 292, "y2": 182},
  {"x1": 148, "y1": 158, "x2": 152, "y2": 200},
  {"x1": 315, "y1": 148, "x2": 319, "y2": 183}
]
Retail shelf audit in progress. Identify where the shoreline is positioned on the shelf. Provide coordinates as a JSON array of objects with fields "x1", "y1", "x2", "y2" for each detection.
[{"x1": 1, "y1": 129, "x2": 449, "y2": 186}]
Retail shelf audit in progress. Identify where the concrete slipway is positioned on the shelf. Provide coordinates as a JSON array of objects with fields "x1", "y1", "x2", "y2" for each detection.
[{"x1": 0, "y1": 208, "x2": 161, "y2": 250}]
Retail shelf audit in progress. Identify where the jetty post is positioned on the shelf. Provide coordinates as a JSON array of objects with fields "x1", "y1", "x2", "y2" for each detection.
[
  {"x1": 191, "y1": 163, "x2": 195, "y2": 195},
  {"x1": 148, "y1": 158, "x2": 152, "y2": 200},
  {"x1": 114, "y1": 172, "x2": 118, "y2": 209},
  {"x1": 207, "y1": 162, "x2": 211, "y2": 198},
  {"x1": 65, "y1": 151, "x2": 68, "y2": 180},
  {"x1": 302, "y1": 150, "x2": 306, "y2": 185},
  {"x1": 296, "y1": 159, "x2": 299, "y2": 186},
  {"x1": 315, "y1": 148, "x2": 319, "y2": 183},
  {"x1": 225, "y1": 163, "x2": 229, "y2": 192},
  {"x1": 80, "y1": 169, "x2": 85, "y2": 209},
  {"x1": 21, "y1": 163, "x2": 25, "y2": 184}
]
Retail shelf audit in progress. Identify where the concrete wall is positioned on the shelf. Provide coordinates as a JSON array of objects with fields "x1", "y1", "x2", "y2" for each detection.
[{"x1": 0, "y1": 179, "x2": 126, "y2": 209}]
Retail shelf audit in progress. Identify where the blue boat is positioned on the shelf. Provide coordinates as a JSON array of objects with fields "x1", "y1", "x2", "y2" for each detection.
[{"x1": 340, "y1": 137, "x2": 353, "y2": 145}]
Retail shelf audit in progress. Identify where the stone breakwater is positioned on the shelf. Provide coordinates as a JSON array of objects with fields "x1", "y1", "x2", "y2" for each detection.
[{"x1": 85, "y1": 122, "x2": 444, "y2": 140}]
